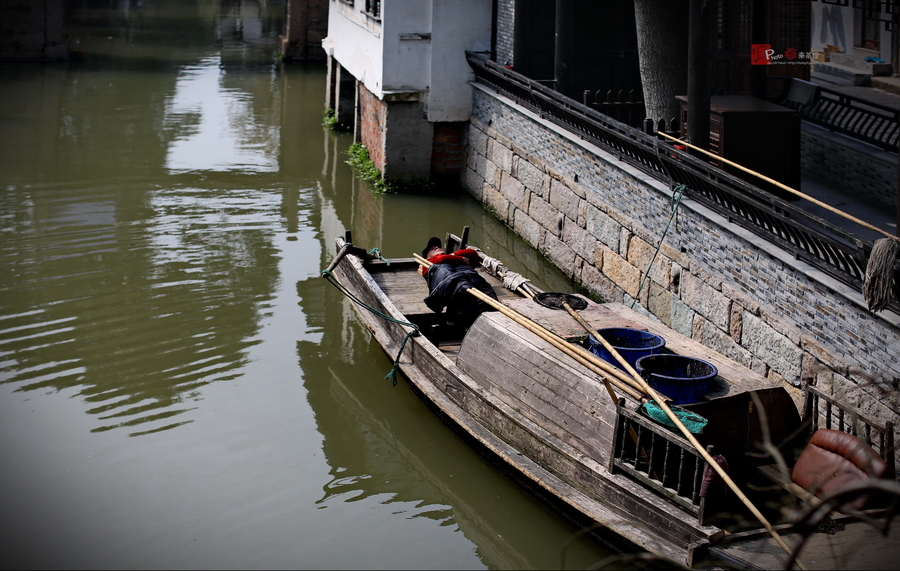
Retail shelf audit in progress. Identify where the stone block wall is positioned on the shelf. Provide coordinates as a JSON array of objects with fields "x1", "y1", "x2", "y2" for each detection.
[{"x1": 464, "y1": 84, "x2": 900, "y2": 447}]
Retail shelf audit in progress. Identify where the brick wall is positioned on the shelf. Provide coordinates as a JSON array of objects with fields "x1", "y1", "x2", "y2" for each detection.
[
  {"x1": 358, "y1": 83, "x2": 386, "y2": 172},
  {"x1": 431, "y1": 122, "x2": 466, "y2": 177},
  {"x1": 464, "y1": 84, "x2": 900, "y2": 445},
  {"x1": 494, "y1": 0, "x2": 515, "y2": 67}
]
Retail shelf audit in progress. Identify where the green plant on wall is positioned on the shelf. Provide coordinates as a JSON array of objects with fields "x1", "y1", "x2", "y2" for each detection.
[
  {"x1": 345, "y1": 143, "x2": 435, "y2": 195},
  {"x1": 322, "y1": 108, "x2": 338, "y2": 129}
]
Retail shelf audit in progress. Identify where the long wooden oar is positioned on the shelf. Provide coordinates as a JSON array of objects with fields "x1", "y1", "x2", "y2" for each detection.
[{"x1": 416, "y1": 253, "x2": 804, "y2": 569}]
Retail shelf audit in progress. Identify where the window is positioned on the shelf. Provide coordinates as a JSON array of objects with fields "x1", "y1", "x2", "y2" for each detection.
[{"x1": 364, "y1": 0, "x2": 381, "y2": 19}]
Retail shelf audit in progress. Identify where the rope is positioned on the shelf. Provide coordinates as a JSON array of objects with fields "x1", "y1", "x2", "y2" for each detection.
[
  {"x1": 632, "y1": 184, "x2": 686, "y2": 309},
  {"x1": 480, "y1": 255, "x2": 504, "y2": 275},
  {"x1": 322, "y1": 269, "x2": 419, "y2": 385},
  {"x1": 480, "y1": 253, "x2": 535, "y2": 296},
  {"x1": 367, "y1": 248, "x2": 390, "y2": 265},
  {"x1": 501, "y1": 270, "x2": 532, "y2": 293}
]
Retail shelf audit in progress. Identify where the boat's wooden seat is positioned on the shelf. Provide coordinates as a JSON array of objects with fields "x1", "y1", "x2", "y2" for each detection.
[{"x1": 367, "y1": 259, "x2": 519, "y2": 323}]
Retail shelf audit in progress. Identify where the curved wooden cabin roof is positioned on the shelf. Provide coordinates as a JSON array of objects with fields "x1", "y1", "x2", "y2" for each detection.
[{"x1": 457, "y1": 298, "x2": 803, "y2": 471}]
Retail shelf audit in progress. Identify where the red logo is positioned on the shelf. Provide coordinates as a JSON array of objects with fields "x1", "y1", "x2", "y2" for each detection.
[{"x1": 751, "y1": 44, "x2": 773, "y2": 65}]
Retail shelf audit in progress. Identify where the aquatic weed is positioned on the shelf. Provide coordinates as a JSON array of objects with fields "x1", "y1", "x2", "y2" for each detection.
[
  {"x1": 345, "y1": 143, "x2": 435, "y2": 195},
  {"x1": 322, "y1": 107, "x2": 338, "y2": 129}
]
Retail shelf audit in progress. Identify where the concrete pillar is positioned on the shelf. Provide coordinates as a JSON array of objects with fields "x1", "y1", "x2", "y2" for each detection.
[
  {"x1": 280, "y1": 0, "x2": 328, "y2": 61},
  {"x1": 325, "y1": 53, "x2": 337, "y2": 111},
  {"x1": 357, "y1": 84, "x2": 434, "y2": 181},
  {"x1": 336, "y1": 64, "x2": 356, "y2": 128},
  {"x1": 431, "y1": 122, "x2": 467, "y2": 181},
  {"x1": 324, "y1": 56, "x2": 356, "y2": 131},
  {"x1": 382, "y1": 95, "x2": 434, "y2": 180}
]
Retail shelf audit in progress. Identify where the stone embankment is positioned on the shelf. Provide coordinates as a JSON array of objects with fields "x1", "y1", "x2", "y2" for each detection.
[{"x1": 463, "y1": 83, "x2": 899, "y2": 463}]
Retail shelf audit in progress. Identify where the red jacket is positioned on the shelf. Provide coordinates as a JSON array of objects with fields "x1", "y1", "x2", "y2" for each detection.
[{"x1": 423, "y1": 249, "x2": 479, "y2": 276}]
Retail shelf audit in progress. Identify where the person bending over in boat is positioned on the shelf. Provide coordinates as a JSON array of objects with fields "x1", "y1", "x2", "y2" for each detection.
[{"x1": 419, "y1": 238, "x2": 498, "y2": 331}]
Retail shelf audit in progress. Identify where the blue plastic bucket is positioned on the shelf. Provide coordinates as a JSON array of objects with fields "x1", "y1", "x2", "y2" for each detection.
[
  {"x1": 635, "y1": 354, "x2": 718, "y2": 405},
  {"x1": 587, "y1": 328, "x2": 666, "y2": 370}
]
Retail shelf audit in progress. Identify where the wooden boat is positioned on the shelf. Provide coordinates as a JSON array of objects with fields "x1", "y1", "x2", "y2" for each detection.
[{"x1": 325, "y1": 230, "x2": 898, "y2": 569}]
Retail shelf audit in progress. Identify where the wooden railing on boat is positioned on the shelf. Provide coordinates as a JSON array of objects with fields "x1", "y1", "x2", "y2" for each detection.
[
  {"x1": 610, "y1": 398, "x2": 713, "y2": 523},
  {"x1": 802, "y1": 381, "x2": 895, "y2": 479}
]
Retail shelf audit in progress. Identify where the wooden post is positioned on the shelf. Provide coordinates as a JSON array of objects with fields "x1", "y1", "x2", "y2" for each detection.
[
  {"x1": 687, "y1": 0, "x2": 711, "y2": 152},
  {"x1": 749, "y1": 0, "x2": 769, "y2": 100},
  {"x1": 554, "y1": 0, "x2": 574, "y2": 97}
]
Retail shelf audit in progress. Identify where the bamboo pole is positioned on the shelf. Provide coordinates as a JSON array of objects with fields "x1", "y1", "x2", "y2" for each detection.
[
  {"x1": 658, "y1": 131, "x2": 899, "y2": 243},
  {"x1": 415, "y1": 253, "x2": 661, "y2": 478}
]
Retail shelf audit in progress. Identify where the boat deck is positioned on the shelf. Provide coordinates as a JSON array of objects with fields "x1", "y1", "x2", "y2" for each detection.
[
  {"x1": 708, "y1": 517, "x2": 900, "y2": 570},
  {"x1": 368, "y1": 258, "x2": 522, "y2": 358}
]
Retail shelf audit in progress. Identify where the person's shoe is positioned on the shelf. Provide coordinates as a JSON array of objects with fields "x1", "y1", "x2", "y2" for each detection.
[{"x1": 421, "y1": 237, "x2": 443, "y2": 258}]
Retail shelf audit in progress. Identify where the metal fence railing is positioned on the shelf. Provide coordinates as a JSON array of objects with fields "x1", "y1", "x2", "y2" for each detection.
[
  {"x1": 780, "y1": 78, "x2": 899, "y2": 153},
  {"x1": 465, "y1": 51, "x2": 899, "y2": 312}
]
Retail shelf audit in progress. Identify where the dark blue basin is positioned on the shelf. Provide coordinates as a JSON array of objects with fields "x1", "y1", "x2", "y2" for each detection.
[
  {"x1": 635, "y1": 354, "x2": 718, "y2": 405},
  {"x1": 587, "y1": 327, "x2": 665, "y2": 370}
]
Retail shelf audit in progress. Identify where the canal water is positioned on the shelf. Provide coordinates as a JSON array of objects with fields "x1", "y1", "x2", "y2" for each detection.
[{"x1": 0, "y1": 1, "x2": 618, "y2": 569}]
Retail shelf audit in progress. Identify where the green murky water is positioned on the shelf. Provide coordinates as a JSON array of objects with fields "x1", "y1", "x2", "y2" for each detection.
[{"x1": 0, "y1": 1, "x2": 616, "y2": 568}]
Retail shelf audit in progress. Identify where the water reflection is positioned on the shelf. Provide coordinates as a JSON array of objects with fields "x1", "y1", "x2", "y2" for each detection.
[
  {"x1": 0, "y1": 0, "x2": 287, "y2": 437},
  {"x1": 165, "y1": 56, "x2": 280, "y2": 173},
  {"x1": 1, "y1": 1, "x2": 617, "y2": 568},
  {"x1": 297, "y1": 274, "x2": 580, "y2": 570}
]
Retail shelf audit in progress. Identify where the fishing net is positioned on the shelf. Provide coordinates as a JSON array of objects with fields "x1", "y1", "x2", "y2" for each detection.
[
  {"x1": 534, "y1": 292, "x2": 588, "y2": 311},
  {"x1": 641, "y1": 401, "x2": 708, "y2": 434}
]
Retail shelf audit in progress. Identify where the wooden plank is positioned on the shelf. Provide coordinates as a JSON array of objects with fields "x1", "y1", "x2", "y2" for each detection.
[
  {"x1": 458, "y1": 312, "x2": 625, "y2": 463},
  {"x1": 710, "y1": 519, "x2": 900, "y2": 570},
  {"x1": 439, "y1": 371, "x2": 715, "y2": 552},
  {"x1": 756, "y1": 464, "x2": 818, "y2": 505}
]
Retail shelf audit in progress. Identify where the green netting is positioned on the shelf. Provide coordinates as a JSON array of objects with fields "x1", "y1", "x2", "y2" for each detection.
[{"x1": 642, "y1": 401, "x2": 708, "y2": 434}]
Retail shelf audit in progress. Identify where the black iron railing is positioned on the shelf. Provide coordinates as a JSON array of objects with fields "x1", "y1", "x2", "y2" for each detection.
[
  {"x1": 781, "y1": 78, "x2": 899, "y2": 153},
  {"x1": 583, "y1": 88, "x2": 646, "y2": 130},
  {"x1": 364, "y1": 0, "x2": 381, "y2": 19},
  {"x1": 465, "y1": 51, "x2": 899, "y2": 311}
]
